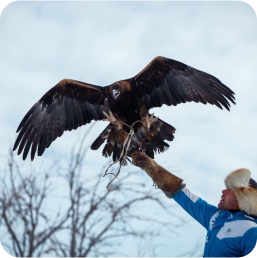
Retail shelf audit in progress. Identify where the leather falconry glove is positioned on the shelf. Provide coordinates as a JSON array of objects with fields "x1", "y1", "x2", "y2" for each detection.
[{"x1": 132, "y1": 152, "x2": 185, "y2": 197}]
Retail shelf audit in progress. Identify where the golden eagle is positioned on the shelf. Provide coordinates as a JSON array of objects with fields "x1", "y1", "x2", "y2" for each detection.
[{"x1": 13, "y1": 56, "x2": 235, "y2": 162}]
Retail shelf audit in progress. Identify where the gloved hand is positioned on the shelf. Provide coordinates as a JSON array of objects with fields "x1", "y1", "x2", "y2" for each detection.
[{"x1": 132, "y1": 151, "x2": 184, "y2": 196}]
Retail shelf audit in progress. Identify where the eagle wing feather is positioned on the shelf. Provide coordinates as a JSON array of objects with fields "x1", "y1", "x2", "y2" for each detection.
[
  {"x1": 13, "y1": 57, "x2": 236, "y2": 162},
  {"x1": 130, "y1": 56, "x2": 235, "y2": 110},
  {"x1": 13, "y1": 79, "x2": 107, "y2": 160}
]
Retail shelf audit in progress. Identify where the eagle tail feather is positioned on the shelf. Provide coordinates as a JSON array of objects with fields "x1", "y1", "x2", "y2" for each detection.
[
  {"x1": 158, "y1": 119, "x2": 176, "y2": 141},
  {"x1": 145, "y1": 147, "x2": 155, "y2": 159},
  {"x1": 102, "y1": 141, "x2": 114, "y2": 157},
  {"x1": 149, "y1": 119, "x2": 175, "y2": 154}
]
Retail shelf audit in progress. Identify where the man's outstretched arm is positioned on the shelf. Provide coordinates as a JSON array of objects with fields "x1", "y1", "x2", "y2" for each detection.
[{"x1": 132, "y1": 152, "x2": 218, "y2": 230}]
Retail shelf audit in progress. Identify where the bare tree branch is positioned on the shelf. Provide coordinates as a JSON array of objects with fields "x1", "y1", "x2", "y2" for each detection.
[
  {"x1": 0, "y1": 149, "x2": 71, "y2": 257},
  {"x1": 0, "y1": 127, "x2": 191, "y2": 257}
]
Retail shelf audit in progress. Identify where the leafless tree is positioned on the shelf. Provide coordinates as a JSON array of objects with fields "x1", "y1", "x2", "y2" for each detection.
[
  {"x1": 0, "y1": 129, "x2": 187, "y2": 257},
  {"x1": 0, "y1": 150, "x2": 71, "y2": 257}
]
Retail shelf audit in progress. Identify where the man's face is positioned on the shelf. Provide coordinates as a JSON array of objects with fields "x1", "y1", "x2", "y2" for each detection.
[{"x1": 218, "y1": 188, "x2": 239, "y2": 210}]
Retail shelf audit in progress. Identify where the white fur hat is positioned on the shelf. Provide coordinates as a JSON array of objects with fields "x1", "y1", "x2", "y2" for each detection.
[{"x1": 225, "y1": 168, "x2": 257, "y2": 217}]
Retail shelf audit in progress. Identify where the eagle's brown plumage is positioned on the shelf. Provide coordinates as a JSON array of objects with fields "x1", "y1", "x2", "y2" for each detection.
[{"x1": 13, "y1": 56, "x2": 235, "y2": 162}]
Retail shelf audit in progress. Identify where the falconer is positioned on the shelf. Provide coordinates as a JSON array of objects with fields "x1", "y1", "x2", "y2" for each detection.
[{"x1": 132, "y1": 152, "x2": 257, "y2": 257}]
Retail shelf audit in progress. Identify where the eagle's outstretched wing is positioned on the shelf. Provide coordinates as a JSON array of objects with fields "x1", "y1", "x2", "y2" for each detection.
[
  {"x1": 13, "y1": 79, "x2": 107, "y2": 160},
  {"x1": 130, "y1": 56, "x2": 235, "y2": 110},
  {"x1": 13, "y1": 57, "x2": 236, "y2": 162}
]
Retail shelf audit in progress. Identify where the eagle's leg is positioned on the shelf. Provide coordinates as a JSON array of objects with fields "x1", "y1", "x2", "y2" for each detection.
[
  {"x1": 143, "y1": 113, "x2": 158, "y2": 131},
  {"x1": 103, "y1": 111, "x2": 118, "y2": 124}
]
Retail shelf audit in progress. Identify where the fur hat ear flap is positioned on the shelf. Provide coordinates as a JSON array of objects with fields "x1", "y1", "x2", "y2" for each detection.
[
  {"x1": 225, "y1": 169, "x2": 257, "y2": 217},
  {"x1": 234, "y1": 187, "x2": 257, "y2": 217},
  {"x1": 225, "y1": 168, "x2": 251, "y2": 190}
]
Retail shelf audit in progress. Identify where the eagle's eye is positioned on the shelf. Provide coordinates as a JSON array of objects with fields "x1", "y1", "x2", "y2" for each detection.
[{"x1": 112, "y1": 89, "x2": 120, "y2": 99}]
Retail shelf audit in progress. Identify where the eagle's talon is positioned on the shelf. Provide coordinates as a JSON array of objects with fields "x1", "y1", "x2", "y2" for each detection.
[
  {"x1": 103, "y1": 111, "x2": 117, "y2": 124},
  {"x1": 144, "y1": 114, "x2": 159, "y2": 130}
]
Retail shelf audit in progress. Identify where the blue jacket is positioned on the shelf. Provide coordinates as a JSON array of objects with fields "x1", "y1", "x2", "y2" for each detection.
[{"x1": 169, "y1": 187, "x2": 257, "y2": 257}]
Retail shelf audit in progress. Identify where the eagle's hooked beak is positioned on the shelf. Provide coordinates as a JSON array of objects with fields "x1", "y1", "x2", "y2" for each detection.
[{"x1": 112, "y1": 89, "x2": 120, "y2": 99}]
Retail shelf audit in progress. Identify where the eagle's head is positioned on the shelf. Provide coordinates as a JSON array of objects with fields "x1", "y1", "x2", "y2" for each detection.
[
  {"x1": 111, "y1": 83, "x2": 122, "y2": 99},
  {"x1": 111, "y1": 81, "x2": 130, "y2": 100}
]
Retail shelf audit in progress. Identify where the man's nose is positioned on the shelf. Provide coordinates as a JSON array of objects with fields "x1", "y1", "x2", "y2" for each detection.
[{"x1": 222, "y1": 189, "x2": 227, "y2": 194}]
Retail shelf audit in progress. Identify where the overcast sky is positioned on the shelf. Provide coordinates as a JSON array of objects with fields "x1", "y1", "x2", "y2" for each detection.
[{"x1": 0, "y1": 1, "x2": 257, "y2": 257}]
